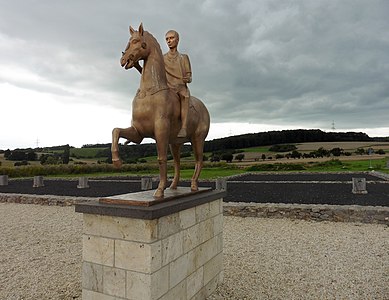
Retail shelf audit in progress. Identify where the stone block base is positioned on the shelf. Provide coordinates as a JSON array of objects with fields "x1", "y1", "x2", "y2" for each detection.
[{"x1": 76, "y1": 189, "x2": 225, "y2": 300}]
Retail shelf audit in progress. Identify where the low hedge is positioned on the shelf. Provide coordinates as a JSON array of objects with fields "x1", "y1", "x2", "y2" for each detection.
[{"x1": 0, "y1": 162, "x2": 228, "y2": 178}]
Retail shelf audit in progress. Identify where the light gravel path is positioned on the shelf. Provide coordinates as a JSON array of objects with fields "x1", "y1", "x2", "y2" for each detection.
[
  {"x1": 0, "y1": 203, "x2": 388, "y2": 300},
  {"x1": 0, "y1": 203, "x2": 82, "y2": 300}
]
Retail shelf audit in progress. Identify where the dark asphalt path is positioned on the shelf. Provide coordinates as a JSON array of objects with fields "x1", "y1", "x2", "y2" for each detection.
[{"x1": 1, "y1": 173, "x2": 388, "y2": 207}]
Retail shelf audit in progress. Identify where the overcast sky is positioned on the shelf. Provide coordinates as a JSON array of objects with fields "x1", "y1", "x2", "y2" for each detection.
[{"x1": 1, "y1": 0, "x2": 389, "y2": 149}]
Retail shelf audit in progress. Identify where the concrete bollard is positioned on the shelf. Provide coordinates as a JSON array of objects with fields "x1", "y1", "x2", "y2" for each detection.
[
  {"x1": 141, "y1": 177, "x2": 153, "y2": 190},
  {"x1": 352, "y1": 178, "x2": 367, "y2": 194},
  {"x1": 216, "y1": 178, "x2": 227, "y2": 191},
  {"x1": 77, "y1": 177, "x2": 90, "y2": 189},
  {"x1": 33, "y1": 176, "x2": 44, "y2": 188},
  {"x1": 0, "y1": 175, "x2": 8, "y2": 186}
]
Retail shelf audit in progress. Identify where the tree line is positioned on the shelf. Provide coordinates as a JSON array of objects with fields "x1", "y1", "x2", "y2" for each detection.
[
  {"x1": 86, "y1": 129, "x2": 379, "y2": 159},
  {"x1": 3, "y1": 145, "x2": 71, "y2": 166},
  {"x1": 203, "y1": 129, "x2": 374, "y2": 152}
]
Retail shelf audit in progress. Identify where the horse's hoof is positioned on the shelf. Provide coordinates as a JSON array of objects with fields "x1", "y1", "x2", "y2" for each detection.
[
  {"x1": 191, "y1": 184, "x2": 199, "y2": 192},
  {"x1": 112, "y1": 159, "x2": 122, "y2": 168},
  {"x1": 153, "y1": 188, "x2": 164, "y2": 199},
  {"x1": 169, "y1": 183, "x2": 178, "y2": 190}
]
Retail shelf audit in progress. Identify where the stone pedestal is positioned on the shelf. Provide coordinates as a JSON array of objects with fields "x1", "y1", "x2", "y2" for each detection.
[
  {"x1": 0, "y1": 175, "x2": 8, "y2": 186},
  {"x1": 75, "y1": 188, "x2": 226, "y2": 300}
]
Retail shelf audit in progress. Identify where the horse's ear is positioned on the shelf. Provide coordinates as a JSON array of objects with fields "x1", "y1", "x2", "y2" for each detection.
[
  {"x1": 129, "y1": 26, "x2": 135, "y2": 35},
  {"x1": 138, "y1": 23, "x2": 144, "y2": 36}
]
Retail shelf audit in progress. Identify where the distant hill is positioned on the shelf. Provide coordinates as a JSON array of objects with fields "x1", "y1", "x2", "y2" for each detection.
[
  {"x1": 79, "y1": 129, "x2": 388, "y2": 155},
  {"x1": 3, "y1": 129, "x2": 388, "y2": 154}
]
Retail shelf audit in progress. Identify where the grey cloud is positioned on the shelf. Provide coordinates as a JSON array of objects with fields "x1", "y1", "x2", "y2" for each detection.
[{"x1": 0, "y1": 0, "x2": 388, "y2": 131}]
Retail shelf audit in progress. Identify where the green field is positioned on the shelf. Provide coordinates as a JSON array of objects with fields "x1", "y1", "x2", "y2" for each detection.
[
  {"x1": 70, "y1": 147, "x2": 107, "y2": 158},
  {"x1": 1, "y1": 158, "x2": 388, "y2": 180},
  {"x1": 241, "y1": 146, "x2": 270, "y2": 153}
]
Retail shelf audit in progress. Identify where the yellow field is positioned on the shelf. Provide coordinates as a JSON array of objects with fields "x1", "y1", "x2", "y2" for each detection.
[{"x1": 295, "y1": 141, "x2": 389, "y2": 151}]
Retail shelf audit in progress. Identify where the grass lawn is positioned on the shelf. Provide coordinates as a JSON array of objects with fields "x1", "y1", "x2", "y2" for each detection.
[{"x1": 174, "y1": 167, "x2": 246, "y2": 180}]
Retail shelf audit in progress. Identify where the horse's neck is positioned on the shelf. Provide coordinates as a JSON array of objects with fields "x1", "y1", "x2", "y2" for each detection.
[{"x1": 140, "y1": 49, "x2": 168, "y2": 92}]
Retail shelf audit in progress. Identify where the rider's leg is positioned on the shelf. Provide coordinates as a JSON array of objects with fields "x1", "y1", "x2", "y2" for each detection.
[{"x1": 177, "y1": 93, "x2": 189, "y2": 138}]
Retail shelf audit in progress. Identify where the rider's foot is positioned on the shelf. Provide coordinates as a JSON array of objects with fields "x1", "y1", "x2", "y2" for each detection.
[{"x1": 177, "y1": 128, "x2": 187, "y2": 138}]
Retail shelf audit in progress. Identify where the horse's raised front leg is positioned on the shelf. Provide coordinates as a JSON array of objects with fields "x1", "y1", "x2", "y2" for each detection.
[
  {"x1": 169, "y1": 143, "x2": 182, "y2": 190},
  {"x1": 191, "y1": 137, "x2": 205, "y2": 191},
  {"x1": 111, "y1": 126, "x2": 142, "y2": 168}
]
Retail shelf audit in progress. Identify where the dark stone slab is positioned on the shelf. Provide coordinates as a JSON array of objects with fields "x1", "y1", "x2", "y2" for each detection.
[
  {"x1": 233, "y1": 173, "x2": 380, "y2": 182},
  {"x1": 100, "y1": 187, "x2": 212, "y2": 206},
  {"x1": 75, "y1": 188, "x2": 226, "y2": 220},
  {"x1": 2, "y1": 172, "x2": 389, "y2": 207}
]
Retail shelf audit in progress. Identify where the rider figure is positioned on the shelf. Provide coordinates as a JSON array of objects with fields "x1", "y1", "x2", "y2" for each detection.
[{"x1": 163, "y1": 30, "x2": 192, "y2": 138}]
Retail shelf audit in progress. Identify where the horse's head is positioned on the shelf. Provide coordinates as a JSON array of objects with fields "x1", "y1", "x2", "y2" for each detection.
[{"x1": 120, "y1": 23, "x2": 149, "y2": 69}]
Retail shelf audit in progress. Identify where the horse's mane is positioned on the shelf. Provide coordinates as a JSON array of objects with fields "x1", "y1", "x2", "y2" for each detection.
[{"x1": 144, "y1": 31, "x2": 164, "y2": 58}]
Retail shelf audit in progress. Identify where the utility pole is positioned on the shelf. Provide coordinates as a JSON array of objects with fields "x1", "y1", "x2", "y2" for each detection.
[{"x1": 331, "y1": 120, "x2": 335, "y2": 131}]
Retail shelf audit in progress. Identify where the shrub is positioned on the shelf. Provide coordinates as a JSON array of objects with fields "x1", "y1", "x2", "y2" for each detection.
[
  {"x1": 221, "y1": 153, "x2": 233, "y2": 163},
  {"x1": 312, "y1": 147, "x2": 330, "y2": 158},
  {"x1": 180, "y1": 152, "x2": 191, "y2": 158},
  {"x1": 235, "y1": 154, "x2": 245, "y2": 161},
  {"x1": 275, "y1": 154, "x2": 284, "y2": 159},
  {"x1": 290, "y1": 150, "x2": 302, "y2": 159},
  {"x1": 210, "y1": 155, "x2": 220, "y2": 162},
  {"x1": 355, "y1": 148, "x2": 365, "y2": 155},
  {"x1": 8, "y1": 150, "x2": 28, "y2": 161},
  {"x1": 4, "y1": 149, "x2": 11, "y2": 159},
  {"x1": 14, "y1": 160, "x2": 29, "y2": 167},
  {"x1": 330, "y1": 147, "x2": 343, "y2": 157}
]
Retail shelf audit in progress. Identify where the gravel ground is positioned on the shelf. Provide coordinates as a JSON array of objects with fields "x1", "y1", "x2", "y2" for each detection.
[
  {"x1": 1, "y1": 203, "x2": 388, "y2": 300},
  {"x1": 0, "y1": 203, "x2": 82, "y2": 300}
]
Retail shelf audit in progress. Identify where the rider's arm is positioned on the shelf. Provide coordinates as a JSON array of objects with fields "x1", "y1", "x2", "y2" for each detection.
[{"x1": 182, "y1": 54, "x2": 192, "y2": 83}]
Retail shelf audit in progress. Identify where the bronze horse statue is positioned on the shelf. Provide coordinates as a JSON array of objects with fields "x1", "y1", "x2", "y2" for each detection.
[{"x1": 112, "y1": 24, "x2": 210, "y2": 199}]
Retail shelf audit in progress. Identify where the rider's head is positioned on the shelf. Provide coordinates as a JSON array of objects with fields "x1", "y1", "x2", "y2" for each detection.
[{"x1": 165, "y1": 30, "x2": 179, "y2": 49}]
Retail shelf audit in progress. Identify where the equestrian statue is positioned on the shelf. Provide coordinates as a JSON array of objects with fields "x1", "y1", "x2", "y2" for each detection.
[{"x1": 112, "y1": 23, "x2": 210, "y2": 199}]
